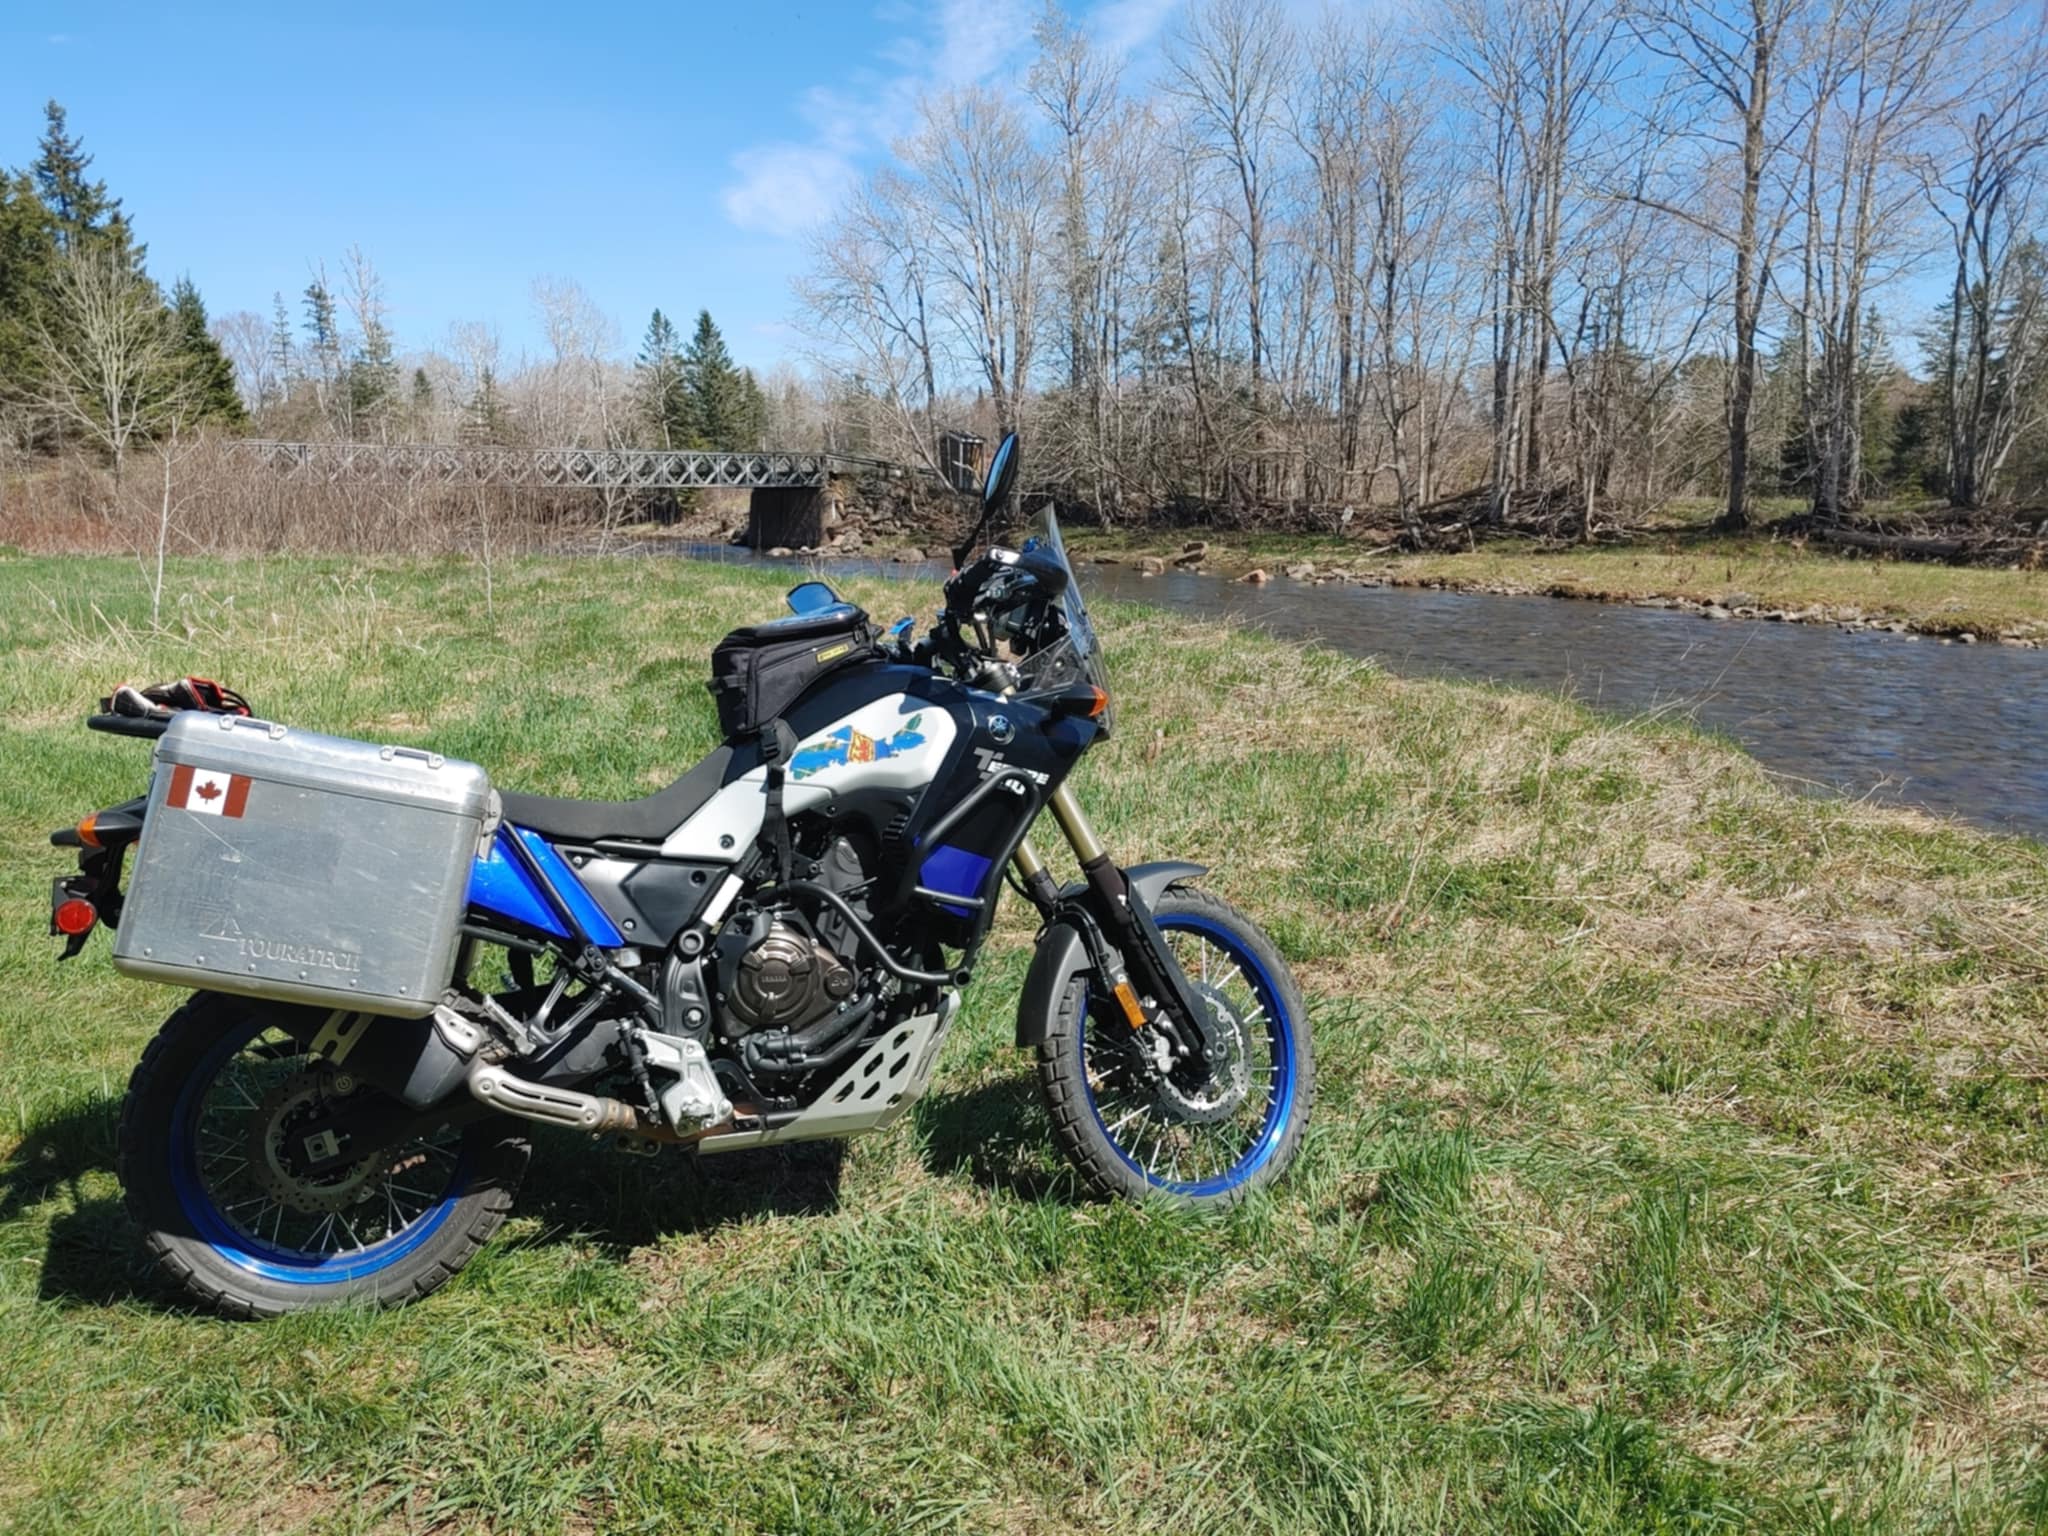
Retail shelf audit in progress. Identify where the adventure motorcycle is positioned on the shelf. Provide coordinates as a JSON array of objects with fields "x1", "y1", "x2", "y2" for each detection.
[{"x1": 45, "y1": 435, "x2": 1314, "y2": 1316}]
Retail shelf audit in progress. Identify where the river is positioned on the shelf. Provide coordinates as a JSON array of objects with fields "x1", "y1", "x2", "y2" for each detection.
[{"x1": 649, "y1": 543, "x2": 2048, "y2": 843}]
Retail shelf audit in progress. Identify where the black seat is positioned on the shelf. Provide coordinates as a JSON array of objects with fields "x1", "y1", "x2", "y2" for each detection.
[{"x1": 498, "y1": 746, "x2": 735, "y2": 844}]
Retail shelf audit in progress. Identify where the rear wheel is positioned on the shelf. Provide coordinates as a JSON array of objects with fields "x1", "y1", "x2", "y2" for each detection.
[
  {"x1": 119, "y1": 993, "x2": 527, "y2": 1317},
  {"x1": 1038, "y1": 889, "x2": 1314, "y2": 1207}
]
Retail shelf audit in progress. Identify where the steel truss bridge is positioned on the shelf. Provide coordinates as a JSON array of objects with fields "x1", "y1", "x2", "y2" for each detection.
[{"x1": 225, "y1": 439, "x2": 903, "y2": 491}]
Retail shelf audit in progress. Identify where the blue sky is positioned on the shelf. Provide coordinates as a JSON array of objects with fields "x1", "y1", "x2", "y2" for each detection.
[{"x1": 1, "y1": 0, "x2": 1181, "y2": 370}]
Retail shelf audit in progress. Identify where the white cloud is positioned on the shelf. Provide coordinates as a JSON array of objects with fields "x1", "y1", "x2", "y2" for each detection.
[
  {"x1": 719, "y1": 0, "x2": 1039, "y2": 240},
  {"x1": 721, "y1": 143, "x2": 861, "y2": 240},
  {"x1": 1088, "y1": 0, "x2": 1180, "y2": 57}
]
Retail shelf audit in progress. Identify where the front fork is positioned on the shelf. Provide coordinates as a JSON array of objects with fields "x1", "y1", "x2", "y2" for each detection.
[{"x1": 1013, "y1": 786, "x2": 1215, "y2": 1065}]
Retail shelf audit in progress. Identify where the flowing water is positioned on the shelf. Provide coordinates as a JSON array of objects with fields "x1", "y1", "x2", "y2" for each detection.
[{"x1": 647, "y1": 542, "x2": 2048, "y2": 842}]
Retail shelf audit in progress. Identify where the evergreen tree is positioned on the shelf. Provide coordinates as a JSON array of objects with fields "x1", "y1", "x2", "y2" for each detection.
[
  {"x1": 684, "y1": 309, "x2": 746, "y2": 446},
  {"x1": 462, "y1": 366, "x2": 507, "y2": 444},
  {"x1": 170, "y1": 276, "x2": 245, "y2": 427},
  {"x1": 302, "y1": 279, "x2": 341, "y2": 415},
  {"x1": 32, "y1": 101, "x2": 139, "y2": 265},
  {"x1": 269, "y1": 292, "x2": 296, "y2": 399},
  {"x1": 411, "y1": 366, "x2": 434, "y2": 424},
  {"x1": 0, "y1": 170, "x2": 56, "y2": 389},
  {"x1": 738, "y1": 367, "x2": 769, "y2": 447},
  {"x1": 346, "y1": 310, "x2": 398, "y2": 433},
  {"x1": 635, "y1": 308, "x2": 690, "y2": 448}
]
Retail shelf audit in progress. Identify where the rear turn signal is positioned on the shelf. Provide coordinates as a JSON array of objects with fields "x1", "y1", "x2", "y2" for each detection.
[
  {"x1": 75, "y1": 812, "x2": 102, "y2": 849},
  {"x1": 53, "y1": 898, "x2": 98, "y2": 936}
]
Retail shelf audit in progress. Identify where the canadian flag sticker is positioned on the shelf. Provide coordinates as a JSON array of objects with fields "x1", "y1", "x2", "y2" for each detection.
[{"x1": 167, "y1": 764, "x2": 251, "y2": 818}]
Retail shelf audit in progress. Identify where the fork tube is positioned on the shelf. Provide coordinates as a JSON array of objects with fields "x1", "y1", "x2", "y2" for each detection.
[
  {"x1": 1046, "y1": 784, "x2": 1108, "y2": 865},
  {"x1": 1010, "y1": 835, "x2": 1062, "y2": 912}
]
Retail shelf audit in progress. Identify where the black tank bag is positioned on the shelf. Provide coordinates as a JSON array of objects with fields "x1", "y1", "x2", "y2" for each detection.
[{"x1": 708, "y1": 605, "x2": 882, "y2": 880}]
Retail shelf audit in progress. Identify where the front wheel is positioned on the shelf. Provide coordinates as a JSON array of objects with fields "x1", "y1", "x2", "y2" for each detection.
[
  {"x1": 1038, "y1": 888, "x2": 1314, "y2": 1207},
  {"x1": 119, "y1": 993, "x2": 528, "y2": 1317}
]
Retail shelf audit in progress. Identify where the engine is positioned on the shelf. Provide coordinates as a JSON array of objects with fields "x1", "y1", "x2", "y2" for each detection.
[
  {"x1": 719, "y1": 919, "x2": 855, "y2": 1032},
  {"x1": 709, "y1": 833, "x2": 872, "y2": 1044}
]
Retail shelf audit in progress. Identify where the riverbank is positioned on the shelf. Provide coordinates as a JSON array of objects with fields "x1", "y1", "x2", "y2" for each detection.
[
  {"x1": 1, "y1": 554, "x2": 2043, "y2": 1531},
  {"x1": 1065, "y1": 526, "x2": 2048, "y2": 646}
]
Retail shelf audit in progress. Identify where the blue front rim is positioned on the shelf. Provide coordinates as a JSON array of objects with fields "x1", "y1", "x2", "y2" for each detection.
[
  {"x1": 169, "y1": 1018, "x2": 471, "y2": 1284},
  {"x1": 1079, "y1": 913, "x2": 1298, "y2": 1197}
]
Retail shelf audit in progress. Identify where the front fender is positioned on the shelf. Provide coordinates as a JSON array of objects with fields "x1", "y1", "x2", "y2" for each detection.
[{"x1": 1013, "y1": 860, "x2": 1206, "y2": 1048}]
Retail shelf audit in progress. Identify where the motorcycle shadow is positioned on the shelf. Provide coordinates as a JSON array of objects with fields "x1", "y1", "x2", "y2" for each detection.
[
  {"x1": 1, "y1": 1098, "x2": 847, "y2": 1309},
  {"x1": 914, "y1": 1072, "x2": 1079, "y2": 1203}
]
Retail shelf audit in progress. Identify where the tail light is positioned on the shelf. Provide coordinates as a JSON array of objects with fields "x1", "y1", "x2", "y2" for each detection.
[{"x1": 53, "y1": 897, "x2": 98, "y2": 936}]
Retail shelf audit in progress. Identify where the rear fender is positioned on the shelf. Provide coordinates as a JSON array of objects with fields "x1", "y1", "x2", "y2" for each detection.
[{"x1": 1014, "y1": 861, "x2": 1205, "y2": 1048}]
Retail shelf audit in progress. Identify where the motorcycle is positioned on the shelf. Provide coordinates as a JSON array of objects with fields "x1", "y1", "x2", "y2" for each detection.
[{"x1": 45, "y1": 434, "x2": 1315, "y2": 1317}]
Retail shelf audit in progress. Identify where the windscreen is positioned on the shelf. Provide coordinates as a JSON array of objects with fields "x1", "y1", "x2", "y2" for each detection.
[{"x1": 1018, "y1": 509, "x2": 1114, "y2": 733}]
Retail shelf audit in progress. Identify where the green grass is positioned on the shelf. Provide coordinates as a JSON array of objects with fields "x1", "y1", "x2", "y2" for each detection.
[
  {"x1": 1, "y1": 552, "x2": 2045, "y2": 1533},
  {"x1": 1067, "y1": 511, "x2": 2048, "y2": 641}
]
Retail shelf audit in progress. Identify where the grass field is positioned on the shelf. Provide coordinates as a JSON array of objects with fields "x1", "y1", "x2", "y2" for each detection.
[
  {"x1": 1, "y1": 552, "x2": 2044, "y2": 1533},
  {"x1": 1066, "y1": 513, "x2": 2048, "y2": 642}
]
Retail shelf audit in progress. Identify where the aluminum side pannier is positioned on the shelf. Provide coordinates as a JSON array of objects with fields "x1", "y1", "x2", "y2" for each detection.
[{"x1": 113, "y1": 713, "x2": 490, "y2": 1017}]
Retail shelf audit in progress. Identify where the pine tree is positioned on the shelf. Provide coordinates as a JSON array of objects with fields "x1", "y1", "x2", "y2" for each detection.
[
  {"x1": 0, "y1": 170, "x2": 56, "y2": 389},
  {"x1": 302, "y1": 279, "x2": 341, "y2": 418},
  {"x1": 269, "y1": 292, "x2": 296, "y2": 399},
  {"x1": 738, "y1": 367, "x2": 768, "y2": 447},
  {"x1": 347, "y1": 311, "x2": 397, "y2": 433},
  {"x1": 463, "y1": 366, "x2": 507, "y2": 444},
  {"x1": 170, "y1": 276, "x2": 245, "y2": 427},
  {"x1": 33, "y1": 101, "x2": 139, "y2": 265},
  {"x1": 635, "y1": 308, "x2": 690, "y2": 448},
  {"x1": 683, "y1": 309, "x2": 745, "y2": 446}
]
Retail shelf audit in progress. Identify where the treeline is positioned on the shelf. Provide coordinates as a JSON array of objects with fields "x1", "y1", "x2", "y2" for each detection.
[
  {"x1": 800, "y1": 0, "x2": 2048, "y2": 532},
  {"x1": 0, "y1": 103, "x2": 807, "y2": 481},
  {"x1": 0, "y1": 102, "x2": 244, "y2": 478}
]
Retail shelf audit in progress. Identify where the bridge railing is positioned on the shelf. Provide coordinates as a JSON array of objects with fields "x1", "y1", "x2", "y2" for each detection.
[{"x1": 221, "y1": 440, "x2": 905, "y2": 491}]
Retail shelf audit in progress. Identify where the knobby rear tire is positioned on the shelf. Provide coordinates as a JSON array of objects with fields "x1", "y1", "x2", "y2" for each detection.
[
  {"x1": 119, "y1": 992, "x2": 529, "y2": 1318},
  {"x1": 1037, "y1": 888, "x2": 1315, "y2": 1208}
]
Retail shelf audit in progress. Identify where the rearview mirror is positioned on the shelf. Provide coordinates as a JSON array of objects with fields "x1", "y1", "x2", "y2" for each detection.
[
  {"x1": 785, "y1": 580, "x2": 840, "y2": 616},
  {"x1": 982, "y1": 432, "x2": 1019, "y2": 513}
]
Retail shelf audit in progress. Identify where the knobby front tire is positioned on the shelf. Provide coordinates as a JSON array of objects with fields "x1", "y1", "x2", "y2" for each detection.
[
  {"x1": 119, "y1": 992, "x2": 528, "y2": 1318},
  {"x1": 1037, "y1": 889, "x2": 1314, "y2": 1207}
]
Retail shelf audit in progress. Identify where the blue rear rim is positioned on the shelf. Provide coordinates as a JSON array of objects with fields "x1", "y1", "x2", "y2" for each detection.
[
  {"x1": 1079, "y1": 912, "x2": 1298, "y2": 1197},
  {"x1": 168, "y1": 1017, "x2": 471, "y2": 1284}
]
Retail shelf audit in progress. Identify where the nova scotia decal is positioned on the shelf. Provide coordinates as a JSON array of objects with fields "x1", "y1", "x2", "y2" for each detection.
[{"x1": 790, "y1": 714, "x2": 927, "y2": 780}]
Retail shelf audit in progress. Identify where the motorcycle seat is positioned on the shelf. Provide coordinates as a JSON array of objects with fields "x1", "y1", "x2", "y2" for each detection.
[{"x1": 498, "y1": 746, "x2": 735, "y2": 844}]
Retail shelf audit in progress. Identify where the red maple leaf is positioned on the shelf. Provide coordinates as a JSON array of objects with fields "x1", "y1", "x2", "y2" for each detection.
[{"x1": 195, "y1": 779, "x2": 222, "y2": 802}]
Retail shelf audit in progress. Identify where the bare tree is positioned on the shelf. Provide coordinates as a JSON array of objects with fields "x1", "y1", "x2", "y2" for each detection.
[
  {"x1": 213, "y1": 309, "x2": 278, "y2": 414},
  {"x1": 1443, "y1": 0, "x2": 1624, "y2": 519},
  {"x1": 1934, "y1": 14, "x2": 2048, "y2": 507},
  {"x1": 798, "y1": 172, "x2": 948, "y2": 480},
  {"x1": 905, "y1": 88, "x2": 1048, "y2": 433},
  {"x1": 32, "y1": 248, "x2": 187, "y2": 485},
  {"x1": 1167, "y1": 0, "x2": 1293, "y2": 499},
  {"x1": 1629, "y1": 0, "x2": 1811, "y2": 529},
  {"x1": 1791, "y1": 0, "x2": 1980, "y2": 519}
]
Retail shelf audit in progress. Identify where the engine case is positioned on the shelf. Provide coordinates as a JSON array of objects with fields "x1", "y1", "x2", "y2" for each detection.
[{"x1": 714, "y1": 915, "x2": 855, "y2": 1034}]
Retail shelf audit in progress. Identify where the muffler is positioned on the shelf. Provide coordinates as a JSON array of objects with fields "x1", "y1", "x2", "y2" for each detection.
[{"x1": 465, "y1": 1057, "x2": 642, "y2": 1134}]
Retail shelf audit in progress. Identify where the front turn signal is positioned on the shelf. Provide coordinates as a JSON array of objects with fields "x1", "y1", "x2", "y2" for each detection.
[{"x1": 1111, "y1": 979, "x2": 1148, "y2": 1030}]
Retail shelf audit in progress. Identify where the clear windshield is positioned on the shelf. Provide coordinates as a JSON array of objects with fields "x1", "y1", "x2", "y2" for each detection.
[{"x1": 1017, "y1": 509, "x2": 1114, "y2": 732}]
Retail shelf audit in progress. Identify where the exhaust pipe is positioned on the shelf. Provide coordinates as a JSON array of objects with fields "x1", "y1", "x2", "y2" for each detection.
[{"x1": 466, "y1": 1057, "x2": 643, "y2": 1134}]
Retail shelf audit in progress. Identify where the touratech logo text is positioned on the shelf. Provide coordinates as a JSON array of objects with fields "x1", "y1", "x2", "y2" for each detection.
[{"x1": 236, "y1": 935, "x2": 364, "y2": 974}]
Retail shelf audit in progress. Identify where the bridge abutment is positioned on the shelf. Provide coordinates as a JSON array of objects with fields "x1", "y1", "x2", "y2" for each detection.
[
  {"x1": 745, "y1": 476, "x2": 854, "y2": 552},
  {"x1": 746, "y1": 486, "x2": 823, "y2": 551}
]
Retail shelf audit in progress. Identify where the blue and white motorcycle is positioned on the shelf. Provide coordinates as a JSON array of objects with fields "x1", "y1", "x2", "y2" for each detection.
[{"x1": 46, "y1": 435, "x2": 1314, "y2": 1316}]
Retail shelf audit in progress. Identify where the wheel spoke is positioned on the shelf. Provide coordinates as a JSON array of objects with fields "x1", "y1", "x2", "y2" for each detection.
[
  {"x1": 188, "y1": 1024, "x2": 462, "y2": 1262},
  {"x1": 1080, "y1": 918, "x2": 1290, "y2": 1191}
]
